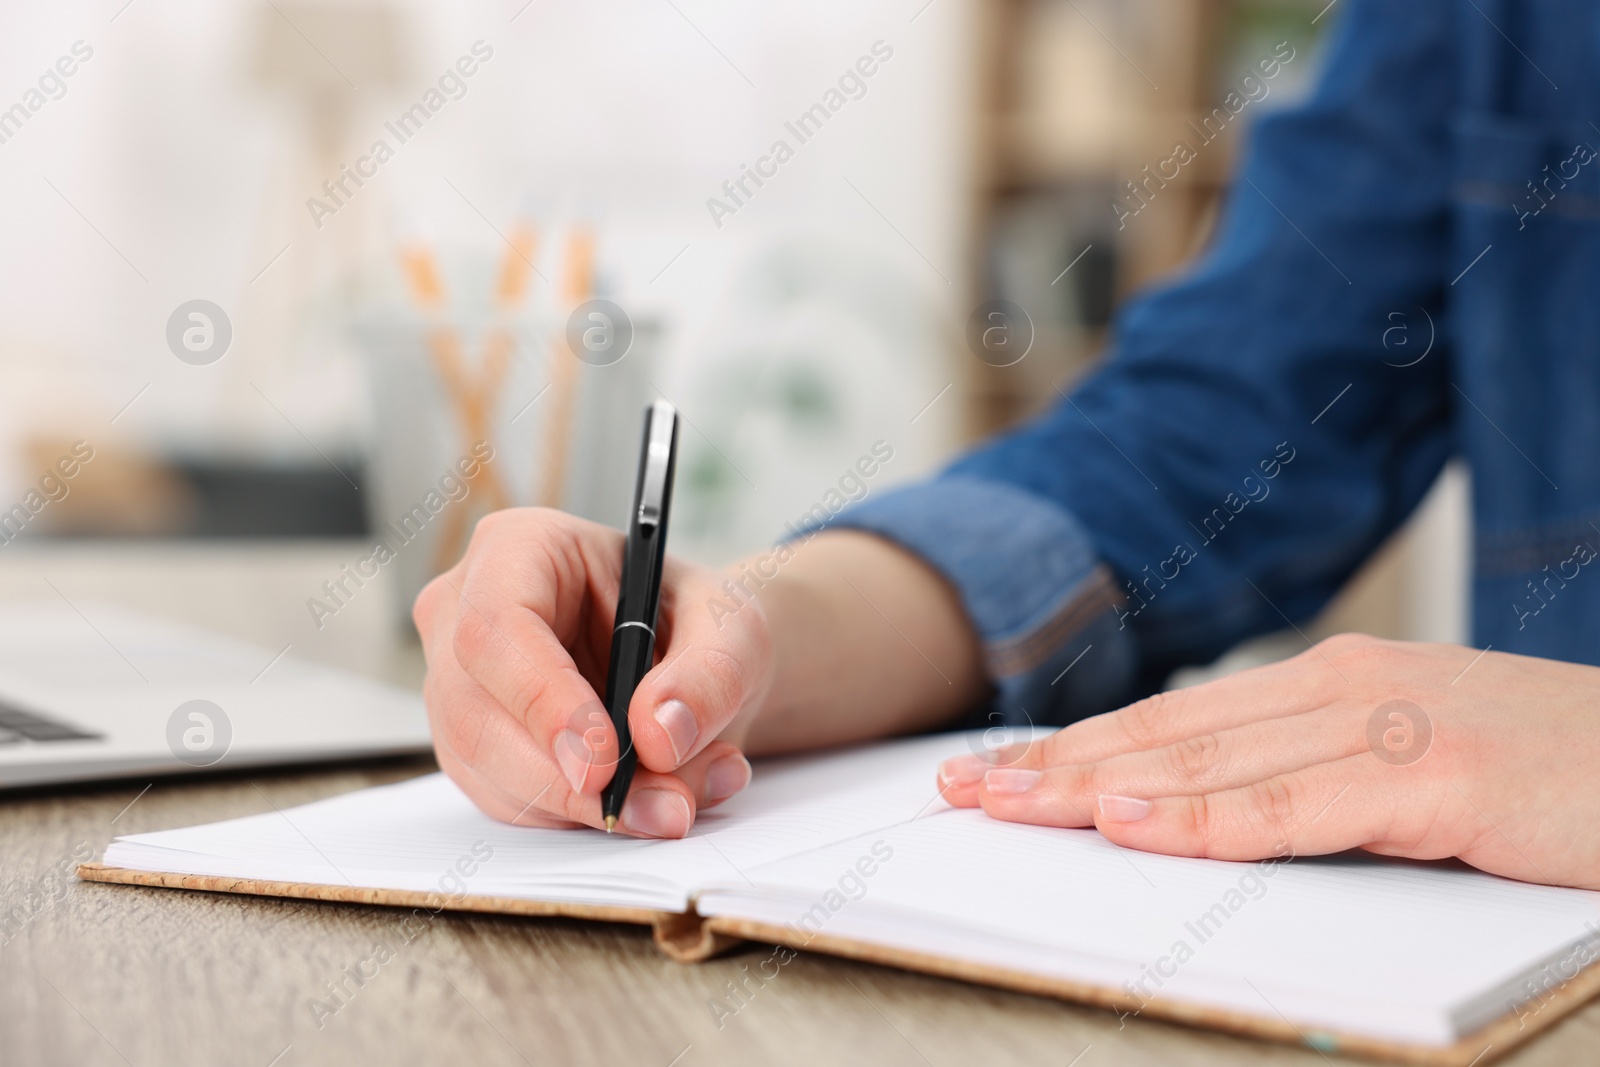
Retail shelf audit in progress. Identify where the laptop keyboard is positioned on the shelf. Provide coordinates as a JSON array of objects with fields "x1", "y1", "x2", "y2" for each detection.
[{"x1": 0, "y1": 703, "x2": 102, "y2": 742}]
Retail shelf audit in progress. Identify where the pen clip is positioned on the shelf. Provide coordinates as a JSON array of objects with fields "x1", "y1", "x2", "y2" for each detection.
[{"x1": 637, "y1": 400, "x2": 676, "y2": 530}]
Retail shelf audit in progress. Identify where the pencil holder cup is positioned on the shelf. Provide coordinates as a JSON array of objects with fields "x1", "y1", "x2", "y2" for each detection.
[{"x1": 354, "y1": 255, "x2": 660, "y2": 629}]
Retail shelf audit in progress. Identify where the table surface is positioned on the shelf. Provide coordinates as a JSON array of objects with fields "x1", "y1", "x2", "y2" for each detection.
[{"x1": 2, "y1": 544, "x2": 1600, "y2": 1066}]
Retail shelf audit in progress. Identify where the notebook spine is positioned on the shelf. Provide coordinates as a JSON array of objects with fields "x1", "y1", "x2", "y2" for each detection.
[{"x1": 651, "y1": 907, "x2": 742, "y2": 962}]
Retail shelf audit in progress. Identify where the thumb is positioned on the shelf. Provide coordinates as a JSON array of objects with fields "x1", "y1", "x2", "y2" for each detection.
[{"x1": 627, "y1": 568, "x2": 772, "y2": 774}]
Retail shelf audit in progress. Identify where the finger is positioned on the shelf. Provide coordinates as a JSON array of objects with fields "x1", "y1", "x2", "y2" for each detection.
[
  {"x1": 1091, "y1": 755, "x2": 1403, "y2": 861},
  {"x1": 937, "y1": 758, "x2": 987, "y2": 808},
  {"x1": 626, "y1": 563, "x2": 772, "y2": 774},
  {"x1": 559, "y1": 747, "x2": 750, "y2": 838},
  {"x1": 445, "y1": 562, "x2": 620, "y2": 796},
  {"x1": 430, "y1": 603, "x2": 746, "y2": 837},
  {"x1": 432, "y1": 676, "x2": 734, "y2": 838},
  {"x1": 412, "y1": 565, "x2": 457, "y2": 639},
  {"x1": 1053, "y1": 662, "x2": 1333, "y2": 763},
  {"x1": 667, "y1": 740, "x2": 753, "y2": 811},
  {"x1": 973, "y1": 705, "x2": 1368, "y2": 825},
  {"x1": 607, "y1": 767, "x2": 700, "y2": 838},
  {"x1": 941, "y1": 657, "x2": 1337, "y2": 791},
  {"x1": 425, "y1": 639, "x2": 603, "y2": 826},
  {"x1": 435, "y1": 746, "x2": 585, "y2": 830},
  {"x1": 430, "y1": 664, "x2": 701, "y2": 839}
]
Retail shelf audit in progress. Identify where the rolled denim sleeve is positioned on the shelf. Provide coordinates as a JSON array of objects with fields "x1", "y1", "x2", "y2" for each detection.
[
  {"x1": 799, "y1": 0, "x2": 1460, "y2": 727},
  {"x1": 808, "y1": 475, "x2": 1137, "y2": 730}
]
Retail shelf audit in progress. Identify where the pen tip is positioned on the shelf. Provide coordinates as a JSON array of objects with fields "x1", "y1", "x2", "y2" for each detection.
[{"x1": 604, "y1": 815, "x2": 617, "y2": 833}]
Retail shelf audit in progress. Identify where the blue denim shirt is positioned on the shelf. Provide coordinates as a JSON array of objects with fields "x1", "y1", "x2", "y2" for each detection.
[{"x1": 824, "y1": 0, "x2": 1600, "y2": 727}]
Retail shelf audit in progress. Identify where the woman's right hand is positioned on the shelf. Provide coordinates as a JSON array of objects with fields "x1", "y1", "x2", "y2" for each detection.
[{"x1": 413, "y1": 508, "x2": 774, "y2": 838}]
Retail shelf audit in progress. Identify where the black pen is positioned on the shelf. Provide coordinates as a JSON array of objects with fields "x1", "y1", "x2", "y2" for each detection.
[{"x1": 600, "y1": 400, "x2": 679, "y2": 832}]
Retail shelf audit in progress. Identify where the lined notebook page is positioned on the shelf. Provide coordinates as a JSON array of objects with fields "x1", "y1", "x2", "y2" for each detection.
[
  {"x1": 697, "y1": 808, "x2": 1600, "y2": 1046},
  {"x1": 101, "y1": 733, "x2": 972, "y2": 912}
]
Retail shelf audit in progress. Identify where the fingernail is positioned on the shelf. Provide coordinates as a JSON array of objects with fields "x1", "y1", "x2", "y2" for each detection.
[
  {"x1": 1098, "y1": 794, "x2": 1153, "y2": 822},
  {"x1": 654, "y1": 699, "x2": 698, "y2": 765},
  {"x1": 983, "y1": 768, "x2": 1040, "y2": 795},
  {"x1": 554, "y1": 730, "x2": 591, "y2": 793},
  {"x1": 621, "y1": 789, "x2": 692, "y2": 838},
  {"x1": 938, "y1": 754, "x2": 989, "y2": 788},
  {"x1": 705, "y1": 752, "x2": 752, "y2": 802}
]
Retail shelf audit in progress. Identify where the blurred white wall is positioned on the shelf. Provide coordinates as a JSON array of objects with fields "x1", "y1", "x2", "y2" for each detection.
[{"x1": 0, "y1": 0, "x2": 975, "y2": 560}]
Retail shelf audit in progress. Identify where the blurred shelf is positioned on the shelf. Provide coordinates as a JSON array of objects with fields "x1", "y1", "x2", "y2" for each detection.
[
  {"x1": 41, "y1": 458, "x2": 370, "y2": 540},
  {"x1": 964, "y1": 0, "x2": 1326, "y2": 440},
  {"x1": 991, "y1": 108, "x2": 1241, "y2": 189}
]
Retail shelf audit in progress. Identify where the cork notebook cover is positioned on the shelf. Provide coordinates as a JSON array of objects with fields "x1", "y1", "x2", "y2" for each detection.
[{"x1": 77, "y1": 733, "x2": 1600, "y2": 1066}]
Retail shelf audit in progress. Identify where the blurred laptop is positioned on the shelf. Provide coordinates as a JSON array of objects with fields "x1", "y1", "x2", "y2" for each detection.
[{"x1": 0, "y1": 600, "x2": 431, "y2": 789}]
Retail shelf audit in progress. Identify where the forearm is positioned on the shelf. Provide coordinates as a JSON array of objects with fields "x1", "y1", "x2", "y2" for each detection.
[{"x1": 726, "y1": 530, "x2": 988, "y2": 756}]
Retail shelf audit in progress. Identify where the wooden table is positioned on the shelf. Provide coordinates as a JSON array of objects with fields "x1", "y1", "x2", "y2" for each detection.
[{"x1": 2, "y1": 544, "x2": 1599, "y2": 1066}]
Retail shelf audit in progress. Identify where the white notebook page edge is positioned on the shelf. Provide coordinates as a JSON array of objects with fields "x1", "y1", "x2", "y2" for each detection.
[
  {"x1": 694, "y1": 807, "x2": 1600, "y2": 1047},
  {"x1": 98, "y1": 729, "x2": 1600, "y2": 1047},
  {"x1": 100, "y1": 732, "x2": 978, "y2": 911}
]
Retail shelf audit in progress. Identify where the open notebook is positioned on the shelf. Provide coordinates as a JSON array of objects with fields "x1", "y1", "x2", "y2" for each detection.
[{"x1": 81, "y1": 732, "x2": 1600, "y2": 1065}]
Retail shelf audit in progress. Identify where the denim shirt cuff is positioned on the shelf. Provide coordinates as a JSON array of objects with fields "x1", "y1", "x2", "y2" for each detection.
[{"x1": 792, "y1": 475, "x2": 1138, "y2": 728}]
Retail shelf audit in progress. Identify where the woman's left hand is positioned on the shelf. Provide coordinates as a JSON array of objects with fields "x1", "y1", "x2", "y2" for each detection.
[{"x1": 936, "y1": 634, "x2": 1600, "y2": 890}]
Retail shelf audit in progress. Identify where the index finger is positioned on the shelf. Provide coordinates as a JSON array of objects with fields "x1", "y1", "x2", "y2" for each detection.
[
  {"x1": 446, "y1": 560, "x2": 621, "y2": 796},
  {"x1": 1028, "y1": 653, "x2": 1338, "y2": 771}
]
